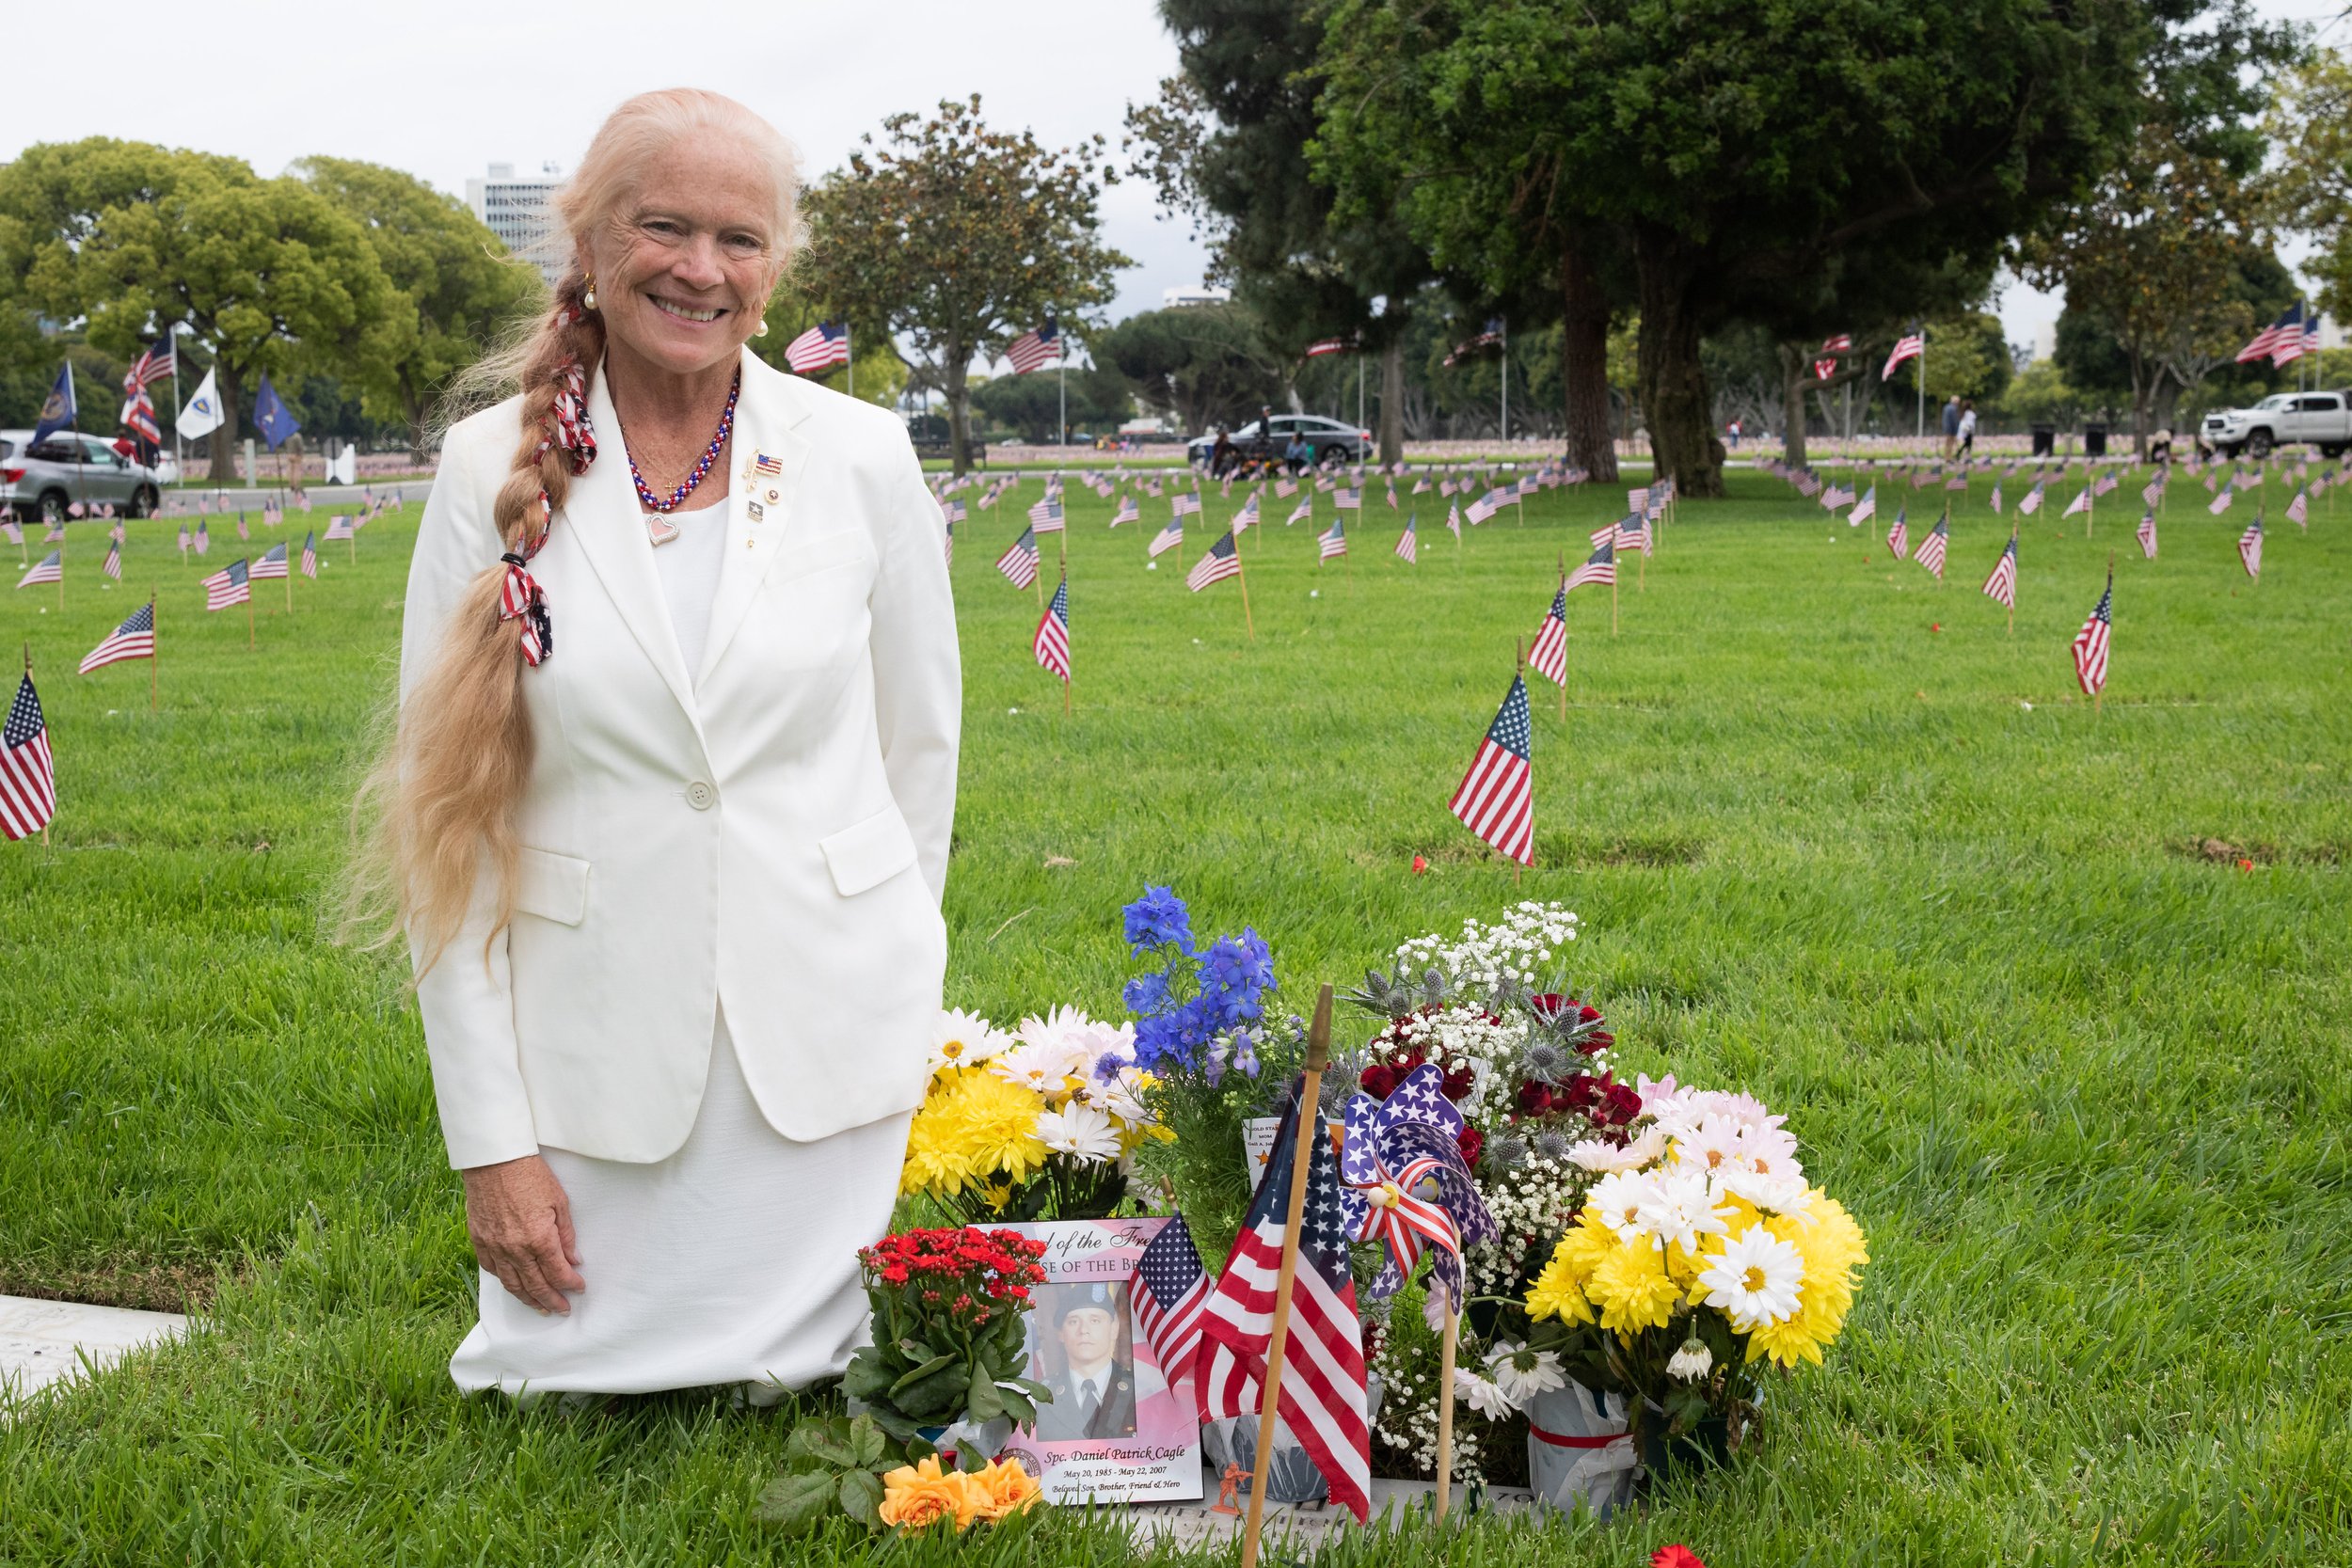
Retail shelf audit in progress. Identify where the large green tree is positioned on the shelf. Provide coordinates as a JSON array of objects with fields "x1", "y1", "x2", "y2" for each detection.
[
  {"x1": 1313, "y1": 0, "x2": 2161, "y2": 497},
  {"x1": 2, "y1": 138, "x2": 393, "y2": 477},
  {"x1": 294, "y1": 157, "x2": 539, "y2": 456},
  {"x1": 1094, "y1": 303, "x2": 1289, "y2": 436},
  {"x1": 795, "y1": 96, "x2": 1127, "y2": 475},
  {"x1": 2263, "y1": 48, "x2": 2352, "y2": 322}
]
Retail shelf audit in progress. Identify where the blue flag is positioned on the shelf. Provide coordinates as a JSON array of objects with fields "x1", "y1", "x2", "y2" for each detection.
[
  {"x1": 29, "y1": 363, "x2": 76, "y2": 447},
  {"x1": 252, "y1": 372, "x2": 300, "y2": 451}
]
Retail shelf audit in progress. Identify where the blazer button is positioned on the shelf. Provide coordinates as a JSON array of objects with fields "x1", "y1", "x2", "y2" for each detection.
[{"x1": 685, "y1": 780, "x2": 716, "y2": 810}]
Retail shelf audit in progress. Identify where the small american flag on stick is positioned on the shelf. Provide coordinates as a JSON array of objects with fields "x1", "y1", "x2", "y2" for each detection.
[
  {"x1": 250, "y1": 542, "x2": 289, "y2": 579},
  {"x1": 1027, "y1": 497, "x2": 1065, "y2": 533},
  {"x1": 1317, "y1": 518, "x2": 1346, "y2": 561},
  {"x1": 1980, "y1": 534, "x2": 2018, "y2": 610},
  {"x1": 2136, "y1": 511, "x2": 2157, "y2": 560},
  {"x1": 81, "y1": 600, "x2": 154, "y2": 673},
  {"x1": 2072, "y1": 571, "x2": 2112, "y2": 698},
  {"x1": 0, "y1": 673, "x2": 56, "y2": 841},
  {"x1": 1565, "y1": 541, "x2": 1615, "y2": 592},
  {"x1": 1394, "y1": 515, "x2": 1417, "y2": 563},
  {"x1": 1149, "y1": 519, "x2": 1183, "y2": 559},
  {"x1": 1449, "y1": 673, "x2": 1534, "y2": 865},
  {"x1": 1131, "y1": 1214, "x2": 1211, "y2": 1399},
  {"x1": 17, "y1": 551, "x2": 61, "y2": 589},
  {"x1": 1914, "y1": 510, "x2": 1949, "y2": 578},
  {"x1": 996, "y1": 527, "x2": 1040, "y2": 589},
  {"x1": 1186, "y1": 530, "x2": 1241, "y2": 592},
  {"x1": 2237, "y1": 514, "x2": 2263, "y2": 578},
  {"x1": 203, "y1": 558, "x2": 251, "y2": 610},
  {"x1": 1033, "y1": 577, "x2": 1070, "y2": 684},
  {"x1": 1886, "y1": 506, "x2": 1909, "y2": 561},
  {"x1": 1529, "y1": 584, "x2": 1569, "y2": 687}
]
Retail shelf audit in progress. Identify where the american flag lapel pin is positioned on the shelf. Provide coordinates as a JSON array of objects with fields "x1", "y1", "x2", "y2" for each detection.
[{"x1": 754, "y1": 452, "x2": 783, "y2": 479}]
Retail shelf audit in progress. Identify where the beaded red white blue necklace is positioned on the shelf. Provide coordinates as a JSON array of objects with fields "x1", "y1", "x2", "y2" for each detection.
[{"x1": 626, "y1": 371, "x2": 740, "y2": 514}]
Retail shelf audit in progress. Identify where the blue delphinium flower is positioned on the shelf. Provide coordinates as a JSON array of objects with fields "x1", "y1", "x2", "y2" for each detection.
[
  {"x1": 1122, "y1": 885, "x2": 1196, "y2": 956},
  {"x1": 1195, "y1": 927, "x2": 1276, "y2": 1028},
  {"x1": 1122, "y1": 971, "x2": 1171, "y2": 1017}
]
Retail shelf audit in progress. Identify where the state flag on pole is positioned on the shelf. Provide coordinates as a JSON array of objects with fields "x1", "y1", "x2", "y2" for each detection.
[
  {"x1": 0, "y1": 673, "x2": 57, "y2": 841},
  {"x1": 1886, "y1": 506, "x2": 1910, "y2": 561},
  {"x1": 1530, "y1": 585, "x2": 1569, "y2": 687},
  {"x1": 300, "y1": 531, "x2": 319, "y2": 578},
  {"x1": 1033, "y1": 577, "x2": 1071, "y2": 684},
  {"x1": 1186, "y1": 530, "x2": 1241, "y2": 592},
  {"x1": 202, "y1": 558, "x2": 251, "y2": 610},
  {"x1": 2072, "y1": 572, "x2": 2112, "y2": 697},
  {"x1": 1980, "y1": 535, "x2": 2017, "y2": 609},
  {"x1": 2137, "y1": 512, "x2": 2157, "y2": 560},
  {"x1": 1448, "y1": 673, "x2": 1534, "y2": 866},
  {"x1": 251, "y1": 541, "x2": 289, "y2": 579},
  {"x1": 1394, "y1": 515, "x2": 1417, "y2": 563},
  {"x1": 1194, "y1": 1080, "x2": 1371, "y2": 1523},
  {"x1": 996, "y1": 527, "x2": 1040, "y2": 589},
  {"x1": 17, "y1": 550, "x2": 61, "y2": 589},
  {"x1": 252, "y1": 373, "x2": 300, "y2": 451},
  {"x1": 176, "y1": 368, "x2": 223, "y2": 441},
  {"x1": 80, "y1": 600, "x2": 155, "y2": 673},
  {"x1": 2237, "y1": 514, "x2": 2263, "y2": 578},
  {"x1": 1565, "y1": 540, "x2": 1615, "y2": 592},
  {"x1": 1914, "y1": 510, "x2": 1948, "y2": 578}
]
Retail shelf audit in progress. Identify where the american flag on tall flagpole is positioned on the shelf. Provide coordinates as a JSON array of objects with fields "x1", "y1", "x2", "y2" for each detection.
[
  {"x1": 2237, "y1": 513, "x2": 2263, "y2": 578},
  {"x1": 1149, "y1": 518, "x2": 1184, "y2": 558},
  {"x1": 124, "y1": 337, "x2": 176, "y2": 392},
  {"x1": 1565, "y1": 540, "x2": 1615, "y2": 592},
  {"x1": 0, "y1": 673, "x2": 57, "y2": 841},
  {"x1": 782, "y1": 320, "x2": 851, "y2": 374},
  {"x1": 1813, "y1": 332, "x2": 1852, "y2": 382},
  {"x1": 251, "y1": 541, "x2": 289, "y2": 579},
  {"x1": 1033, "y1": 577, "x2": 1070, "y2": 683},
  {"x1": 1027, "y1": 497, "x2": 1065, "y2": 533},
  {"x1": 1883, "y1": 328, "x2": 1925, "y2": 378},
  {"x1": 1980, "y1": 535, "x2": 2017, "y2": 609},
  {"x1": 2236, "y1": 300, "x2": 2315, "y2": 365},
  {"x1": 1529, "y1": 584, "x2": 1569, "y2": 686},
  {"x1": 300, "y1": 531, "x2": 319, "y2": 578},
  {"x1": 1186, "y1": 530, "x2": 1241, "y2": 591},
  {"x1": 202, "y1": 557, "x2": 251, "y2": 610},
  {"x1": 17, "y1": 551, "x2": 61, "y2": 589},
  {"x1": 1194, "y1": 1081, "x2": 1372, "y2": 1522},
  {"x1": 1318, "y1": 517, "x2": 1347, "y2": 561},
  {"x1": 1449, "y1": 673, "x2": 1534, "y2": 865},
  {"x1": 1304, "y1": 336, "x2": 1352, "y2": 357},
  {"x1": 1005, "y1": 319, "x2": 1062, "y2": 373},
  {"x1": 996, "y1": 527, "x2": 1040, "y2": 589},
  {"x1": 1887, "y1": 506, "x2": 1910, "y2": 561},
  {"x1": 1131, "y1": 1214, "x2": 1212, "y2": 1398},
  {"x1": 1394, "y1": 515, "x2": 1417, "y2": 563},
  {"x1": 1915, "y1": 510, "x2": 1948, "y2": 578},
  {"x1": 80, "y1": 600, "x2": 155, "y2": 673},
  {"x1": 2072, "y1": 572, "x2": 2112, "y2": 696}
]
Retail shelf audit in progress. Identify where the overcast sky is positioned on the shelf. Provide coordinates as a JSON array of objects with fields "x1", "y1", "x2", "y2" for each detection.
[{"x1": 4, "y1": 0, "x2": 2341, "y2": 352}]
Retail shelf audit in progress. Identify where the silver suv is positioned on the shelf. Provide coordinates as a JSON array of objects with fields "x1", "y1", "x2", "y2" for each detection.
[{"x1": 1, "y1": 431, "x2": 166, "y2": 522}]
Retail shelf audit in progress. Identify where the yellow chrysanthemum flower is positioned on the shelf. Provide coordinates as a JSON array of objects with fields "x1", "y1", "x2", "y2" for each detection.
[
  {"x1": 1743, "y1": 1190, "x2": 1868, "y2": 1367},
  {"x1": 1525, "y1": 1243, "x2": 1596, "y2": 1324},
  {"x1": 1585, "y1": 1239, "x2": 1682, "y2": 1337},
  {"x1": 1555, "y1": 1208, "x2": 1618, "y2": 1278},
  {"x1": 898, "y1": 1067, "x2": 1048, "y2": 1198}
]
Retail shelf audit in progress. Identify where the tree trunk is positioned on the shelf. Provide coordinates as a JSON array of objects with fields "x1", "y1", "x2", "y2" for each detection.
[
  {"x1": 1560, "y1": 242, "x2": 1619, "y2": 482},
  {"x1": 210, "y1": 368, "x2": 244, "y2": 484},
  {"x1": 944, "y1": 341, "x2": 973, "y2": 476},
  {"x1": 1377, "y1": 337, "x2": 1405, "y2": 467},
  {"x1": 1632, "y1": 226, "x2": 1724, "y2": 498},
  {"x1": 1778, "y1": 345, "x2": 1811, "y2": 471}
]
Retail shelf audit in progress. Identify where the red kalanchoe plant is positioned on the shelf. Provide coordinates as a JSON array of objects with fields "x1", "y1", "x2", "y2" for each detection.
[
  {"x1": 845, "y1": 1228, "x2": 1053, "y2": 1442},
  {"x1": 1651, "y1": 1547, "x2": 1708, "y2": 1568}
]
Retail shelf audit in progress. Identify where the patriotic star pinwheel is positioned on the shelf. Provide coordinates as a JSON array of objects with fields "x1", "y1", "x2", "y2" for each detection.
[{"x1": 1338, "y1": 1063, "x2": 1497, "y2": 1308}]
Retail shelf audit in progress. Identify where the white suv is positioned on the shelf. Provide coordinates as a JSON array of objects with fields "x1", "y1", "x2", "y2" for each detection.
[{"x1": 2201, "y1": 391, "x2": 2351, "y2": 460}]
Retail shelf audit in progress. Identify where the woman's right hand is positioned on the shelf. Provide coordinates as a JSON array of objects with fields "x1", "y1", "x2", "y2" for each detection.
[{"x1": 460, "y1": 1154, "x2": 586, "y2": 1315}]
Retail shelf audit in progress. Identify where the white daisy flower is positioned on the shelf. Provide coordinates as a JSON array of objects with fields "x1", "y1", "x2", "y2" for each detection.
[
  {"x1": 1636, "y1": 1167, "x2": 1732, "y2": 1254},
  {"x1": 989, "y1": 1033, "x2": 1089, "y2": 1095},
  {"x1": 928, "y1": 1007, "x2": 1011, "y2": 1072},
  {"x1": 1670, "y1": 1113, "x2": 1748, "y2": 1178},
  {"x1": 1566, "y1": 1123, "x2": 1666, "y2": 1174},
  {"x1": 1714, "y1": 1166, "x2": 1812, "y2": 1219},
  {"x1": 1697, "y1": 1225, "x2": 1806, "y2": 1330},
  {"x1": 1734, "y1": 1120, "x2": 1802, "y2": 1175},
  {"x1": 1453, "y1": 1366, "x2": 1516, "y2": 1420},
  {"x1": 1034, "y1": 1101, "x2": 1122, "y2": 1162},
  {"x1": 1666, "y1": 1339, "x2": 1713, "y2": 1381},
  {"x1": 1484, "y1": 1342, "x2": 1566, "y2": 1405},
  {"x1": 1587, "y1": 1170, "x2": 1661, "y2": 1242}
]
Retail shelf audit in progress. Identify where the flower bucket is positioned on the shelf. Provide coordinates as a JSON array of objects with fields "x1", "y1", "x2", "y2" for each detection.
[{"x1": 1524, "y1": 1382, "x2": 1637, "y2": 1521}]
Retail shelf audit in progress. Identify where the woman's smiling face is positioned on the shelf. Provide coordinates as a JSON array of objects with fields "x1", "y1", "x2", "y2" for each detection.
[{"x1": 587, "y1": 135, "x2": 783, "y2": 378}]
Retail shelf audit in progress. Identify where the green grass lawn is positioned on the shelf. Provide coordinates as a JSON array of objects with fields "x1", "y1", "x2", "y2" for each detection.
[{"x1": 1, "y1": 465, "x2": 2346, "y2": 1566}]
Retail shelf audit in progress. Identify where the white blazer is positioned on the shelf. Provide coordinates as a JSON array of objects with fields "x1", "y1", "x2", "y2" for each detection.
[{"x1": 402, "y1": 349, "x2": 960, "y2": 1170}]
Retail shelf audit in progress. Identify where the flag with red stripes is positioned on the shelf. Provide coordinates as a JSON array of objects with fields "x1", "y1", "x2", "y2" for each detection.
[
  {"x1": 0, "y1": 673, "x2": 56, "y2": 841},
  {"x1": 2072, "y1": 571, "x2": 2112, "y2": 696},
  {"x1": 1448, "y1": 673, "x2": 1534, "y2": 865},
  {"x1": 1131, "y1": 1214, "x2": 1211, "y2": 1400},
  {"x1": 1186, "y1": 530, "x2": 1241, "y2": 592},
  {"x1": 1195, "y1": 1081, "x2": 1371, "y2": 1522},
  {"x1": 2136, "y1": 511, "x2": 2157, "y2": 560},
  {"x1": 1886, "y1": 506, "x2": 1909, "y2": 561},
  {"x1": 1980, "y1": 534, "x2": 2017, "y2": 610},
  {"x1": 1565, "y1": 540, "x2": 1615, "y2": 593},
  {"x1": 996, "y1": 527, "x2": 1040, "y2": 589},
  {"x1": 1033, "y1": 577, "x2": 1070, "y2": 683},
  {"x1": 1914, "y1": 510, "x2": 1948, "y2": 578},
  {"x1": 2237, "y1": 514, "x2": 2263, "y2": 578},
  {"x1": 1529, "y1": 584, "x2": 1569, "y2": 686}
]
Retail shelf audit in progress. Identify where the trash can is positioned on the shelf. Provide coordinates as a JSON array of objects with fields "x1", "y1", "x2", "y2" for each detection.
[
  {"x1": 2083, "y1": 424, "x2": 2107, "y2": 458},
  {"x1": 2031, "y1": 424, "x2": 2056, "y2": 457}
]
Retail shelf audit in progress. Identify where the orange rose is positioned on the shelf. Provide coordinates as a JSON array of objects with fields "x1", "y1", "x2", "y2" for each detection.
[
  {"x1": 967, "y1": 1457, "x2": 1041, "y2": 1522},
  {"x1": 877, "y1": 1457, "x2": 981, "y2": 1531}
]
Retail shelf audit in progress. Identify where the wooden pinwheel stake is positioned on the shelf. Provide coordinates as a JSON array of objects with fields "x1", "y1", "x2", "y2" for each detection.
[{"x1": 1237, "y1": 984, "x2": 1333, "y2": 1568}]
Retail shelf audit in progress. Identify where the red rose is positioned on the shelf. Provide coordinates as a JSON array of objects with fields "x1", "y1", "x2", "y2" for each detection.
[
  {"x1": 1561, "y1": 1073, "x2": 1600, "y2": 1113},
  {"x1": 1456, "y1": 1128, "x2": 1484, "y2": 1166},
  {"x1": 1529, "y1": 992, "x2": 1565, "y2": 1021},
  {"x1": 1360, "y1": 1064, "x2": 1401, "y2": 1100},
  {"x1": 1603, "y1": 1082, "x2": 1643, "y2": 1126},
  {"x1": 1580, "y1": 1029, "x2": 1614, "y2": 1055},
  {"x1": 1517, "y1": 1080, "x2": 1553, "y2": 1115},
  {"x1": 1440, "y1": 1067, "x2": 1476, "y2": 1101},
  {"x1": 1578, "y1": 1004, "x2": 1603, "y2": 1024}
]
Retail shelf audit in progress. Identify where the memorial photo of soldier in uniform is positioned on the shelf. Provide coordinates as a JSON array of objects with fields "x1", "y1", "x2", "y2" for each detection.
[{"x1": 1027, "y1": 1281, "x2": 1138, "y2": 1442}]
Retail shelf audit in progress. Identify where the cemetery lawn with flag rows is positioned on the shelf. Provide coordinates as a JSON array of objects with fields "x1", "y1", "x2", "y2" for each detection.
[{"x1": 1, "y1": 471, "x2": 2346, "y2": 1566}]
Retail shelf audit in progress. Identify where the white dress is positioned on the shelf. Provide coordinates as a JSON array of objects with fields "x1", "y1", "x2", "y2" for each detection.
[{"x1": 449, "y1": 488, "x2": 914, "y2": 1400}]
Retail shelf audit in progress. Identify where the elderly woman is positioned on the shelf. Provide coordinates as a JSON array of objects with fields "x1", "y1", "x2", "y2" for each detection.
[{"x1": 370, "y1": 88, "x2": 958, "y2": 1398}]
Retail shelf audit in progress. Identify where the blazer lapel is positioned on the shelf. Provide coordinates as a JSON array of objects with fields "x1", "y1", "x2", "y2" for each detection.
[
  {"x1": 564, "y1": 364, "x2": 703, "y2": 733},
  {"x1": 698, "y1": 353, "x2": 815, "y2": 686}
]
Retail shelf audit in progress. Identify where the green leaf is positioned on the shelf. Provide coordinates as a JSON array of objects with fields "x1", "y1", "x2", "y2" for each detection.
[
  {"x1": 800, "y1": 1424, "x2": 860, "y2": 1470},
  {"x1": 838, "y1": 1468, "x2": 886, "y2": 1528},
  {"x1": 995, "y1": 1388, "x2": 1038, "y2": 1425},
  {"x1": 888, "y1": 1353, "x2": 960, "y2": 1400},
  {"x1": 755, "y1": 1468, "x2": 843, "y2": 1532},
  {"x1": 955, "y1": 1441, "x2": 992, "y2": 1475},
  {"x1": 784, "y1": 1416, "x2": 852, "y2": 1471},
  {"x1": 842, "y1": 1353, "x2": 897, "y2": 1402},
  {"x1": 848, "y1": 1413, "x2": 888, "y2": 1469},
  {"x1": 966, "y1": 1367, "x2": 1006, "y2": 1423}
]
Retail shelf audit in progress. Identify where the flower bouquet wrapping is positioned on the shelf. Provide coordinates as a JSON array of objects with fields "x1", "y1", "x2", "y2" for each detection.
[{"x1": 899, "y1": 1008, "x2": 1167, "y2": 1223}]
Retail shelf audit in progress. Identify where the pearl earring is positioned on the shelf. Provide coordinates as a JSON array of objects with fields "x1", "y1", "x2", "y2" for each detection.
[
  {"x1": 582, "y1": 277, "x2": 597, "y2": 310},
  {"x1": 755, "y1": 317, "x2": 770, "y2": 337}
]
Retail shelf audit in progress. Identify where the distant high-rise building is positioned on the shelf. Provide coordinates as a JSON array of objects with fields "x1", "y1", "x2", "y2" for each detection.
[
  {"x1": 466, "y1": 162, "x2": 565, "y2": 284},
  {"x1": 2032, "y1": 320, "x2": 2057, "y2": 364}
]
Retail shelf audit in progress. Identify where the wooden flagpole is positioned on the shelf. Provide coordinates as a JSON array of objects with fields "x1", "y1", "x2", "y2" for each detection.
[
  {"x1": 283, "y1": 557, "x2": 293, "y2": 615},
  {"x1": 1514, "y1": 640, "x2": 1526, "y2": 887},
  {"x1": 1233, "y1": 532, "x2": 1257, "y2": 643},
  {"x1": 1610, "y1": 562, "x2": 1618, "y2": 637},
  {"x1": 246, "y1": 584, "x2": 255, "y2": 650},
  {"x1": 1237, "y1": 985, "x2": 1333, "y2": 1568},
  {"x1": 2008, "y1": 527, "x2": 2017, "y2": 637},
  {"x1": 1434, "y1": 1305, "x2": 1460, "y2": 1523}
]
